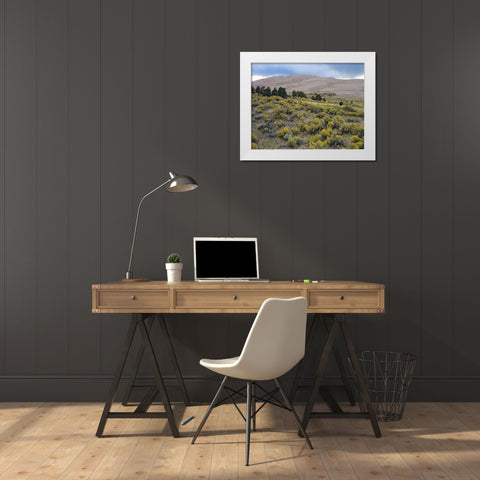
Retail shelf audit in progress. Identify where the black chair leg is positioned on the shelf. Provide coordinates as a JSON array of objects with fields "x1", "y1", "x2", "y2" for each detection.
[
  {"x1": 252, "y1": 381, "x2": 256, "y2": 431},
  {"x1": 192, "y1": 377, "x2": 313, "y2": 467},
  {"x1": 246, "y1": 380, "x2": 252, "y2": 466},
  {"x1": 191, "y1": 376, "x2": 228, "y2": 444},
  {"x1": 275, "y1": 378, "x2": 314, "y2": 450}
]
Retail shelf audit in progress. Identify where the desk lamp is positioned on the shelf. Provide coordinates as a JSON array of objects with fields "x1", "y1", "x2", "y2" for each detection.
[{"x1": 123, "y1": 171, "x2": 198, "y2": 282}]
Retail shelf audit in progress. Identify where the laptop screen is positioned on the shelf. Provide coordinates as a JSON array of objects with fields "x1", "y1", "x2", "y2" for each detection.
[{"x1": 194, "y1": 237, "x2": 259, "y2": 280}]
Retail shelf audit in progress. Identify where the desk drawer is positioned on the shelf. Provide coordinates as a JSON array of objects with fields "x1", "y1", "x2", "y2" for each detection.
[
  {"x1": 97, "y1": 290, "x2": 169, "y2": 309},
  {"x1": 175, "y1": 289, "x2": 303, "y2": 310},
  {"x1": 308, "y1": 289, "x2": 381, "y2": 310}
]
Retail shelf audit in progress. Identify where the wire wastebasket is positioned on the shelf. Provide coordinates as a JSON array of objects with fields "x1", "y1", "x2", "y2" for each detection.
[{"x1": 350, "y1": 351, "x2": 416, "y2": 421}]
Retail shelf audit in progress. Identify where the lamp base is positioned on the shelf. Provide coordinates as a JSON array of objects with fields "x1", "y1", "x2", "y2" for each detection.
[{"x1": 121, "y1": 278, "x2": 150, "y2": 282}]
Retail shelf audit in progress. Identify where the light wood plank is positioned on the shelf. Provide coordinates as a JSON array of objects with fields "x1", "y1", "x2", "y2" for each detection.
[
  {"x1": 115, "y1": 404, "x2": 183, "y2": 479},
  {"x1": 88, "y1": 421, "x2": 141, "y2": 480},
  {"x1": 309, "y1": 421, "x2": 359, "y2": 479},
  {"x1": 283, "y1": 403, "x2": 331, "y2": 479},
  {"x1": 397, "y1": 403, "x2": 480, "y2": 479},
  {"x1": 261, "y1": 403, "x2": 303, "y2": 478},
  {"x1": 210, "y1": 402, "x2": 240, "y2": 480},
  {"x1": 308, "y1": 404, "x2": 419, "y2": 480},
  {"x1": 179, "y1": 404, "x2": 219, "y2": 480},
  {"x1": 313, "y1": 413, "x2": 389, "y2": 479},
  {"x1": 0, "y1": 402, "x2": 479, "y2": 479},
  {"x1": 117, "y1": 436, "x2": 165, "y2": 480},
  {"x1": 0, "y1": 404, "x2": 42, "y2": 434},
  {"x1": 147, "y1": 405, "x2": 200, "y2": 479},
  {"x1": 2, "y1": 404, "x2": 94, "y2": 480},
  {"x1": 25, "y1": 405, "x2": 101, "y2": 480},
  {"x1": 59, "y1": 404, "x2": 139, "y2": 480},
  {"x1": 0, "y1": 404, "x2": 68, "y2": 472}
]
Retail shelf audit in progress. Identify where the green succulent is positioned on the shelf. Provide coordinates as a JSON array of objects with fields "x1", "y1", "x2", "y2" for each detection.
[{"x1": 166, "y1": 252, "x2": 182, "y2": 263}]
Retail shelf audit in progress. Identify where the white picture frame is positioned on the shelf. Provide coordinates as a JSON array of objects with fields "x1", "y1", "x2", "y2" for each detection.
[{"x1": 240, "y1": 51, "x2": 376, "y2": 161}]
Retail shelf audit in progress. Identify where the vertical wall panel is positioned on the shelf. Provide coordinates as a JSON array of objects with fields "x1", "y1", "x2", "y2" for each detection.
[
  {"x1": 324, "y1": 0, "x2": 357, "y2": 280},
  {"x1": 0, "y1": 0, "x2": 5, "y2": 375},
  {"x1": 388, "y1": 0, "x2": 422, "y2": 360},
  {"x1": 100, "y1": 0, "x2": 133, "y2": 374},
  {"x1": 4, "y1": 0, "x2": 37, "y2": 374},
  {"x1": 259, "y1": 0, "x2": 294, "y2": 280},
  {"x1": 188, "y1": 0, "x2": 232, "y2": 381},
  {"x1": 36, "y1": 0, "x2": 69, "y2": 374},
  {"x1": 69, "y1": 0, "x2": 101, "y2": 374},
  {"x1": 323, "y1": 0, "x2": 358, "y2": 348},
  {"x1": 356, "y1": 0, "x2": 389, "y2": 350},
  {"x1": 164, "y1": 0, "x2": 197, "y2": 277},
  {"x1": 226, "y1": 0, "x2": 261, "y2": 366},
  {"x1": 132, "y1": 0, "x2": 165, "y2": 280},
  {"x1": 162, "y1": 0, "x2": 200, "y2": 383},
  {"x1": 421, "y1": 0, "x2": 454, "y2": 375},
  {"x1": 1, "y1": 0, "x2": 480, "y2": 400},
  {"x1": 453, "y1": 0, "x2": 480, "y2": 375},
  {"x1": 292, "y1": 0, "x2": 326, "y2": 281},
  {"x1": 228, "y1": 0, "x2": 261, "y2": 238},
  {"x1": 131, "y1": 0, "x2": 167, "y2": 379},
  {"x1": 291, "y1": 0, "x2": 331, "y2": 380},
  {"x1": 196, "y1": 0, "x2": 229, "y2": 236}
]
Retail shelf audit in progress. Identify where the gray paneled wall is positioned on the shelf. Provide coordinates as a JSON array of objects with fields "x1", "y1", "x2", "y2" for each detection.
[{"x1": 0, "y1": 0, "x2": 479, "y2": 401}]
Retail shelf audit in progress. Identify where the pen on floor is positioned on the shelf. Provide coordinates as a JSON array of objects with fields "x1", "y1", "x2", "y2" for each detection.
[{"x1": 181, "y1": 415, "x2": 194, "y2": 426}]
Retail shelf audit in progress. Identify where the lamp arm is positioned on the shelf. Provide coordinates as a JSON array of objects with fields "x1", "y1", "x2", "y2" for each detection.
[{"x1": 126, "y1": 177, "x2": 172, "y2": 278}]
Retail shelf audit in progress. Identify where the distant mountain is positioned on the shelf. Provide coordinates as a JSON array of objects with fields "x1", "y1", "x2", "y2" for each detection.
[{"x1": 252, "y1": 74, "x2": 364, "y2": 99}]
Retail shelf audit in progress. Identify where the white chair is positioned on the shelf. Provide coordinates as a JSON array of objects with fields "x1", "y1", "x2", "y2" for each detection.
[{"x1": 191, "y1": 297, "x2": 313, "y2": 466}]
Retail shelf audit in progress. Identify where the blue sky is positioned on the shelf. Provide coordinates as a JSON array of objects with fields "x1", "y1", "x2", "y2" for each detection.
[{"x1": 252, "y1": 63, "x2": 364, "y2": 81}]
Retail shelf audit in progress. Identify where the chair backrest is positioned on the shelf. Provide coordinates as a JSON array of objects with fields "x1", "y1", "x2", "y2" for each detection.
[{"x1": 234, "y1": 297, "x2": 308, "y2": 381}]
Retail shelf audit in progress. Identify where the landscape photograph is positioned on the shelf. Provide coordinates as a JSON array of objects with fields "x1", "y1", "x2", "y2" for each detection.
[{"x1": 251, "y1": 62, "x2": 365, "y2": 150}]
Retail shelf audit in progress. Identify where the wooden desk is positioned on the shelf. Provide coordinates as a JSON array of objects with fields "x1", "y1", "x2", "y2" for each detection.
[{"x1": 92, "y1": 280, "x2": 385, "y2": 437}]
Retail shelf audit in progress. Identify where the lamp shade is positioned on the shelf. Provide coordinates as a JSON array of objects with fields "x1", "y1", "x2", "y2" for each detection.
[{"x1": 166, "y1": 171, "x2": 198, "y2": 192}]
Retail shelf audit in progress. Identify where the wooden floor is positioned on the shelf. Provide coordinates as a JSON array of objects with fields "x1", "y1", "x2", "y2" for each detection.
[{"x1": 0, "y1": 401, "x2": 479, "y2": 479}]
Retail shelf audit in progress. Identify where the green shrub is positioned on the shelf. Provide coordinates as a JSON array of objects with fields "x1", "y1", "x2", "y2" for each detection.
[
  {"x1": 308, "y1": 117, "x2": 322, "y2": 133},
  {"x1": 276, "y1": 127, "x2": 291, "y2": 138},
  {"x1": 309, "y1": 134, "x2": 328, "y2": 149},
  {"x1": 328, "y1": 135, "x2": 345, "y2": 148}
]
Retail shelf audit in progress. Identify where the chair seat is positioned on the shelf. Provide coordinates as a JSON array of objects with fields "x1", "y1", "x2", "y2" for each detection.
[
  {"x1": 200, "y1": 356, "x2": 239, "y2": 369},
  {"x1": 200, "y1": 355, "x2": 289, "y2": 381},
  {"x1": 201, "y1": 356, "x2": 270, "y2": 380}
]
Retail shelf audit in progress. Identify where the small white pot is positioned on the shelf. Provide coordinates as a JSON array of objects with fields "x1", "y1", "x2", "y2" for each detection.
[{"x1": 165, "y1": 263, "x2": 183, "y2": 283}]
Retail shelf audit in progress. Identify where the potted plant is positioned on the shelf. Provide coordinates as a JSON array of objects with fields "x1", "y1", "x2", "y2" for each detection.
[{"x1": 165, "y1": 253, "x2": 183, "y2": 283}]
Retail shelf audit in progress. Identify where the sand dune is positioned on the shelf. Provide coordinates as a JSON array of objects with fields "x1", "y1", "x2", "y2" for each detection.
[{"x1": 252, "y1": 74, "x2": 364, "y2": 99}]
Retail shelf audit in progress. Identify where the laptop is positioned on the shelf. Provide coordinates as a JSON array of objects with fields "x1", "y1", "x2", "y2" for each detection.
[{"x1": 193, "y1": 237, "x2": 268, "y2": 282}]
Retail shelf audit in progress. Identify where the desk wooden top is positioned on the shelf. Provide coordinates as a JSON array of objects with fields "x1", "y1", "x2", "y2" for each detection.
[{"x1": 92, "y1": 280, "x2": 385, "y2": 314}]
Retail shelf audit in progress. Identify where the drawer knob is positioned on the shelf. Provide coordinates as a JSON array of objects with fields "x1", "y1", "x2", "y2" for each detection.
[
  {"x1": 131, "y1": 295, "x2": 136, "y2": 300},
  {"x1": 339, "y1": 295, "x2": 344, "y2": 300},
  {"x1": 233, "y1": 295, "x2": 238, "y2": 300}
]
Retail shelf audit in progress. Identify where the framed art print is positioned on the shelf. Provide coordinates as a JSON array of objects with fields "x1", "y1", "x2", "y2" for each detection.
[{"x1": 240, "y1": 51, "x2": 375, "y2": 161}]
